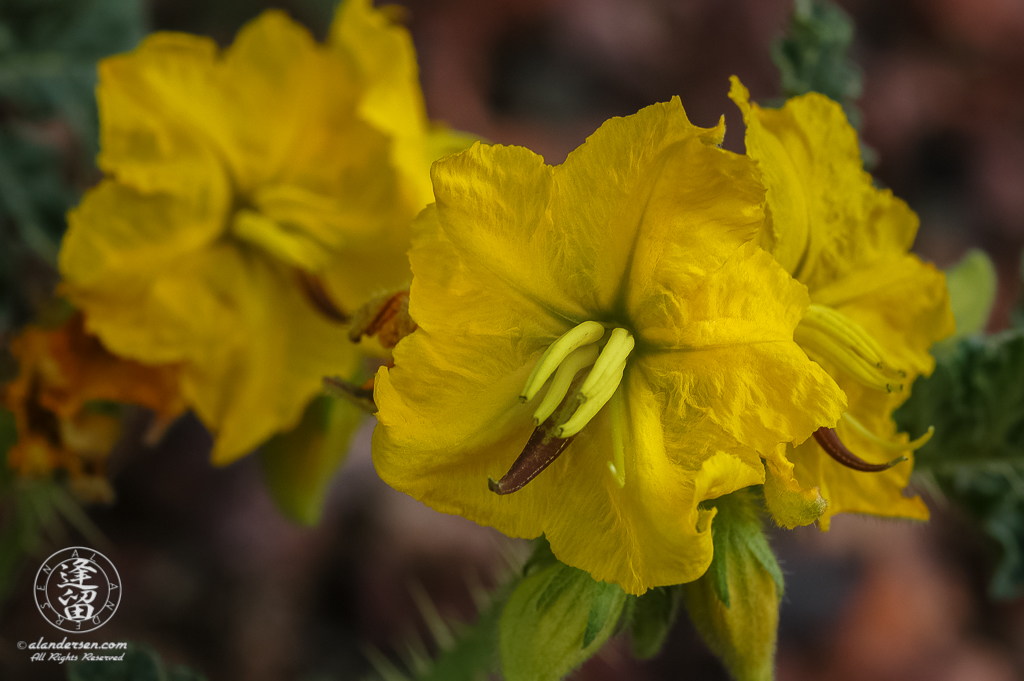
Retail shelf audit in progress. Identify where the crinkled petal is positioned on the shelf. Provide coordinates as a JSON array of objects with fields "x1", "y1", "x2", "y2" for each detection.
[
  {"x1": 634, "y1": 243, "x2": 847, "y2": 452},
  {"x1": 329, "y1": 0, "x2": 432, "y2": 206},
  {"x1": 61, "y1": 178, "x2": 229, "y2": 292},
  {"x1": 429, "y1": 143, "x2": 586, "y2": 324},
  {"x1": 429, "y1": 102, "x2": 754, "y2": 324},
  {"x1": 812, "y1": 254, "x2": 955, "y2": 378},
  {"x1": 74, "y1": 243, "x2": 358, "y2": 464},
  {"x1": 95, "y1": 32, "x2": 225, "y2": 196},
  {"x1": 763, "y1": 444, "x2": 828, "y2": 528},
  {"x1": 374, "y1": 336, "x2": 765, "y2": 594},
  {"x1": 554, "y1": 100, "x2": 737, "y2": 312},
  {"x1": 730, "y1": 76, "x2": 915, "y2": 289}
]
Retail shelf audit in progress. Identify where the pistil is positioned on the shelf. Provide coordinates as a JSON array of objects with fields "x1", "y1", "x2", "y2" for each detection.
[
  {"x1": 813, "y1": 427, "x2": 907, "y2": 472},
  {"x1": 490, "y1": 321, "x2": 636, "y2": 494}
]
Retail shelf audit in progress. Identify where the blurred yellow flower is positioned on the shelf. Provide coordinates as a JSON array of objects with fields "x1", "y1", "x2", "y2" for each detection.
[
  {"x1": 3, "y1": 315, "x2": 184, "y2": 503},
  {"x1": 59, "y1": 2, "x2": 471, "y2": 464},
  {"x1": 730, "y1": 77, "x2": 955, "y2": 530},
  {"x1": 372, "y1": 100, "x2": 846, "y2": 594}
]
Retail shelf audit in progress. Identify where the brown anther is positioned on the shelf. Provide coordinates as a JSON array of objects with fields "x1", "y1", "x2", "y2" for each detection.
[
  {"x1": 297, "y1": 271, "x2": 349, "y2": 324},
  {"x1": 488, "y1": 416, "x2": 574, "y2": 495},
  {"x1": 348, "y1": 290, "x2": 417, "y2": 349},
  {"x1": 813, "y1": 427, "x2": 907, "y2": 472}
]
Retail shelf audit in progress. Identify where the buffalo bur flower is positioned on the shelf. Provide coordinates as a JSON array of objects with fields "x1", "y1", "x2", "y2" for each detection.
[
  {"x1": 730, "y1": 78, "x2": 955, "y2": 530},
  {"x1": 372, "y1": 100, "x2": 846, "y2": 594},
  {"x1": 59, "y1": 1, "x2": 471, "y2": 463}
]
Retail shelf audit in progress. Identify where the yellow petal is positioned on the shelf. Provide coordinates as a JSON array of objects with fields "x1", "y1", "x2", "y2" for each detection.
[
  {"x1": 812, "y1": 255, "x2": 955, "y2": 380},
  {"x1": 61, "y1": 178, "x2": 229, "y2": 292},
  {"x1": 633, "y1": 243, "x2": 847, "y2": 454},
  {"x1": 429, "y1": 143, "x2": 588, "y2": 324},
  {"x1": 556, "y1": 100, "x2": 755, "y2": 314},
  {"x1": 95, "y1": 32, "x2": 225, "y2": 195},
  {"x1": 374, "y1": 333, "x2": 765, "y2": 594},
  {"x1": 762, "y1": 445, "x2": 828, "y2": 528},
  {"x1": 329, "y1": 0, "x2": 432, "y2": 204},
  {"x1": 790, "y1": 338, "x2": 934, "y2": 529},
  {"x1": 73, "y1": 242, "x2": 358, "y2": 464},
  {"x1": 789, "y1": 438, "x2": 929, "y2": 532},
  {"x1": 179, "y1": 247, "x2": 361, "y2": 464}
]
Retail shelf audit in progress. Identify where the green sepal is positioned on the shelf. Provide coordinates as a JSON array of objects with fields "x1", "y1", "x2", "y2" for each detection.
[
  {"x1": 629, "y1": 586, "x2": 681, "y2": 660},
  {"x1": 932, "y1": 249, "x2": 997, "y2": 360},
  {"x1": 682, "y1": 489, "x2": 782, "y2": 681},
  {"x1": 500, "y1": 560, "x2": 626, "y2": 681},
  {"x1": 259, "y1": 393, "x2": 364, "y2": 525}
]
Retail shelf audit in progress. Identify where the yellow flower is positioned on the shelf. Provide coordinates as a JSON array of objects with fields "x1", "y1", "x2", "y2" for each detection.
[
  {"x1": 372, "y1": 99, "x2": 846, "y2": 594},
  {"x1": 59, "y1": 2, "x2": 471, "y2": 464},
  {"x1": 729, "y1": 78, "x2": 955, "y2": 530},
  {"x1": 3, "y1": 315, "x2": 184, "y2": 503}
]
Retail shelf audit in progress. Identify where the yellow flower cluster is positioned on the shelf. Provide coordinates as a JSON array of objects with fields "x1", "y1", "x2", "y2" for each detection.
[
  {"x1": 373, "y1": 85, "x2": 952, "y2": 593},
  {"x1": 57, "y1": 0, "x2": 472, "y2": 464},
  {"x1": 37, "y1": 1, "x2": 952, "y2": 597}
]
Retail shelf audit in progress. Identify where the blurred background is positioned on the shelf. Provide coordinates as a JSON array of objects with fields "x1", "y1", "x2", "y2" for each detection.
[{"x1": 1, "y1": 0, "x2": 1023, "y2": 679}]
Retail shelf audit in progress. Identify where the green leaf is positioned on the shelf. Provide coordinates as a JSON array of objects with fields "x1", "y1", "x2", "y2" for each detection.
[
  {"x1": 67, "y1": 643, "x2": 206, "y2": 681},
  {"x1": 630, "y1": 586, "x2": 681, "y2": 660},
  {"x1": 932, "y1": 249, "x2": 997, "y2": 359},
  {"x1": 772, "y1": 0, "x2": 864, "y2": 135},
  {"x1": 500, "y1": 561, "x2": 626, "y2": 681},
  {"x1": 895, "y1": 331, "x2": 1024, "y2": 598},
  {"x1": 772, "y1": 0, "x2": 861, "y2": 101},
  {"x1": 260, "y1": 393, "x2": 365, "y2": 525},
  {"x1": 682, "y1": 489, "x2": 782, "y2": 681}
]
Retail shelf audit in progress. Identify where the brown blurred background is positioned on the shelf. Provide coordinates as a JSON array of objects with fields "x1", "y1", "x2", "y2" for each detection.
[{"x1": 1, "y1": 0, "x2": 1024, "y2": 679}]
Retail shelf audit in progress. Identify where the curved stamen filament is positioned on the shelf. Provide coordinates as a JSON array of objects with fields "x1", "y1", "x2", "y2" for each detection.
[
  {"x1": 813, "y1": 427, "x2": 907, "y2": 472},
  {"x1": 795, "y1": 325, "x2": 903, "y2": 393},
  {"x1": 498, "y1": 323, "x2": 635, "y2": 495},
  {"x1": 520, "y1": 321, "x2": 605, "y2": 402},
  {"x1": 796, "y1": 305, "x2": 908, "y2": 393},
  {"x1": 804, "y1": 305, "x2": 896, "y2": 368},
  {"x1": 841, "y1": 412, "x2": 934, "y2": 452},
  {"x1": 579, "y1": 328, "x2": 634, "y2": 400},
  {"x1": 532, "y1": 344, "x2": 600, "y2": 426},
  {"x1": 557, "y1": 357, "x2": 628, "y2": 438}
]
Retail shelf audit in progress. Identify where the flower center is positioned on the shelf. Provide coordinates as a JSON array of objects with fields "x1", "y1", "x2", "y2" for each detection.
[
  {"x1": 794, "y1": 304, "x2": 907, "y2": 393},
  {"x1": 488, "y1": 321, "x2": 635, "y2": 495}
]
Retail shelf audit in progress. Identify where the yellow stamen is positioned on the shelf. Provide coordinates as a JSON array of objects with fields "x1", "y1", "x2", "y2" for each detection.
[
  {"x1": 841, "y1": 412, "x2": 935, "y2": 452},
  {"x1": 557, "y1": 357, "x2": 627, "y2": 438},
  {"x1": 579, "y1": 328, "x2": 634, "y2": 400},
  {"x1": 532, "y1": 344, "x2": 599, "y2": 426},
  {"x1": 796, "y1": 305, "x2": 908, "y2": 393},
  {"x1": 794, "y1": 325, "x2": 902, "y2": 392},
  {"x1": 803, "y1": 305, "x2": 890, "y2": 367},
  {"x1": 520, "y1": 321, "x2": 605, "y2": 402},
  {"x1": 607, "y1": 389, "x2": 626, "y2": 488}
]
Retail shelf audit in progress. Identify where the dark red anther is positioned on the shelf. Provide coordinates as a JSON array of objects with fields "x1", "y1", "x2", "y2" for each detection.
[
  {"x1": 813, "y1": 427, "x2": 906, "y2": 472},
  {"x1": 297, "y1": 271, "x2": 349, "y2": 324},
  {"x1": 488, "y1": 417, "x2": 574, "y2": 495}
]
